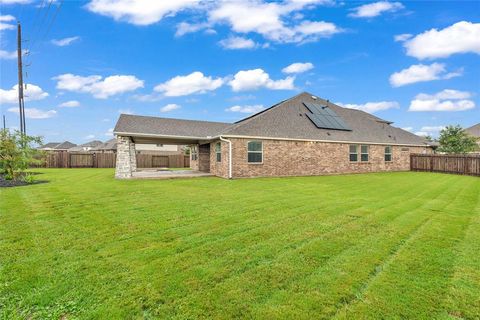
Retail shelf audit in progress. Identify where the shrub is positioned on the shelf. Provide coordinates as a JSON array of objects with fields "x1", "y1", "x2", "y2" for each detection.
[{"x1": 0, "y1": 129, "x2": 43, "y2": 182}]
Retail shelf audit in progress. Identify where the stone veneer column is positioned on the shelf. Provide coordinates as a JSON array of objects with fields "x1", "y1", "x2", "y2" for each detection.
[{"x1": 115, "y1": 135, "x2": 137, "y2": 179}]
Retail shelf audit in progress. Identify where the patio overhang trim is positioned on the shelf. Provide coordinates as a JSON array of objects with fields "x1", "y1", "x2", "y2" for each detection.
[{"x1": 114, "y1": 131, "x2": 213, "y2": 141}]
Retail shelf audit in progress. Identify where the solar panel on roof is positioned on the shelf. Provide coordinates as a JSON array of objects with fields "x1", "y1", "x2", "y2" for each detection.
[{"x1": 304, "y1": 102, "x2": 352, "y2": 131}]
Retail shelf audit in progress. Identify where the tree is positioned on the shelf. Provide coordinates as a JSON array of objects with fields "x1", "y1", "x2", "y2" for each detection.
[
  {"x1": 0, "y1": 129, "x2": 43, "y2": 181},
  {"x1": 437, "y1": 125, "x2": 477, "y2": 154}
]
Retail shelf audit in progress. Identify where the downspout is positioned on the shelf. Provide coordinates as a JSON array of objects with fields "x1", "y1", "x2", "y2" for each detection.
[{"x1": 219, "y1": 136, "x2": 232, "y2": 179}]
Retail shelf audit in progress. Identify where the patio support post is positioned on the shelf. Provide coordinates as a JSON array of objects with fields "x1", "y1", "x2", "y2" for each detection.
[{"x1": 115, "y1": 135, "x2": 137, "y2": 179}]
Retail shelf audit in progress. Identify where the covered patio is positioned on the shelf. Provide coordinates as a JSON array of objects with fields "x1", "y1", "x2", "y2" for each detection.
[{"x1": 113, "y1": 114, "x2": 231, "y2": 179}]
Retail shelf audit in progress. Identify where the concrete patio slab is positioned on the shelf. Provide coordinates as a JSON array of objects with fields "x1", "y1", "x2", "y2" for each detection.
[{"x1": 131, "y1": 169, "x2": 213, "y2": 179}]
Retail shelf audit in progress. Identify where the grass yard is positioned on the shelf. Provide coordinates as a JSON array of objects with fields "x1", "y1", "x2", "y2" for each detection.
[{"x1": 1, "y1": 169, "x2": 479, "y2": 319}]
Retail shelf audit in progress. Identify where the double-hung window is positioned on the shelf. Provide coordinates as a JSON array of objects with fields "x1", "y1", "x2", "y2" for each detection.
[
  {"x1": 215, "y1": 142, "x2": 221, "y2": 162},
  {"x1": 385, "y1": 146, "x2": 392, "y2": 162},
  {"x1": 191, "y1": 146, "x2": 198, "y2": 161},
  {"x1": 247, "y1": 141, "x2": 263, "y2": 163},
  {"x1": 361, "y1": 145, "x2": 369, "y2": 162},
  {"x1": 349, "y1": 145, "x2": 358, "y2": 162}
]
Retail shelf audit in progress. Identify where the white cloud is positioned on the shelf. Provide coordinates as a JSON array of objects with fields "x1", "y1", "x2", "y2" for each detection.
[
  {"x1": 229, "y1": 68, "x2": 295, "y2": 92},
  {"x1": 105, "y1": 128, "x2": 114, "y2": 136},
  {"x1": 409, "y1": 89, "x2": 475, "y2": 112},
  {"x1": 154, "y1": 71, "x2": 224, "y2": 97},
  {"x1": 53, "y1": 73, "x2": 144, "y2": 99},
  {"x1": 394, "y1": 33, "x2": 412, "y2": 42},
  {"x1": 86, "y1": 0, "x2": 200, "y2": 25},
  {"x1": 403, "y1": 21, "x2": 480, "y2": 59},
  {"x1": 0, "y1": 84, "x2": 48, "y2": 104},
  {"x1": 85, "y1": 134, "x2": 95, "y2": 139},
  {"x1": 389, "y1": 63, "x2": 462, "y2": 87},
  {"x1": 219, "y1": 36, "x2": 256, "y2": 49},
  {"x1": 208, "y1": 1, "x2": 342, "y2": 43},
  {"x1": 339, "y1": 101, "x2": 399, "y2": 113},
  {"x1": 59, "y1": 100, "x2": 80, "y2": 108},
  {"x1": 0, "y1": 14, "x2": 15, "y2": 31},
  {"x1": 160, "y1": 103, "x2": 181, "y2": 113},
  {"x1": 0, "y1": 49, "x2": 16, "y2": 59},
  {"x1": 225, "y1": 104, "x2": 264, "y2": 113},
  {"x1": 415, "y1": 131, "x2": 428, "y2": 137},
  {"x1": 8, "y1": 107, "x2": 56, "y2": 119},
  {"x1": 349, "y1": 1, "x2": 404, "y2": 18},
  {"x1": 282, "y1": 62, "x2": 314, "y2": 74},
  {"x1": 401, "y1": 127, "x2": 413, "y2": 132},
  {"x1": 175, "y1": 22, "x2": 211, "y2": 37},
  {"x1": 0, "y1": 0, "x2": 32, "y2": 4},
  {"x1": 420, "y1": 125, "x2": 445, "y2": 133},
  {"x1": 118, "y1": 109, "x2": 134, "y2": 115},
  {"x1": 51, "y1": 36, "x2": 80, "y2": 46}
]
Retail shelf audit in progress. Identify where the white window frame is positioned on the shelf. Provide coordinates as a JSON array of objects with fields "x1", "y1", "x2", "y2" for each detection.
[
  {"x1": 361, "y1": 145, "x2": 369, "y2": 162},
  {"x1": 349, "y1": 144, "x2": 358, "y2": 162},
  {"x1": 191, "y1": 146, "x2": 198, "y2": 161},
  {"x1": 385, "y1": 146, "x2": 392, "y2": 162},
  {"x1": 247, "y1": 141, "x2": 263, "y2": 164},
  {"x1": 215, "y1": 142, "x2": 221, "y2": 162}
]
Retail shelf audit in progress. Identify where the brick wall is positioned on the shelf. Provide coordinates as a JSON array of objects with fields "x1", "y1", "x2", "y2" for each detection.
[
  {"x1": 227, "y1": 138, "x2": 431, "y2": 178},
  {"x1": 209, "y1": 141, "x2": 229, "y2": 178}
]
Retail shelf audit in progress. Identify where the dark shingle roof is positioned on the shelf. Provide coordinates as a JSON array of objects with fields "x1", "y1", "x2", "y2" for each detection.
[
  {"x1": 465, "y1": 123, "x2": 480, "y2": 137},
  {"x1": 113, "y1": 92, "x2": 432, "y2": 146},
  {"x1": 40, "y1": 142, "x2": 61, "y2": 149},
  {"x1": 93, "y1": 138, "x2": 117, "y2": 151},
  {"x1": 222, "y1": 92, "x2": 429, "y2": 146},
  {"x1": 82, "y1": 140, "x2": 103, "y2": 147},
  {"x1": 114, "y1": 114, "x2": 231, "y2": 138},
  {"x1": 54, "y1": 141, "x2": 77, "y2": 150}
]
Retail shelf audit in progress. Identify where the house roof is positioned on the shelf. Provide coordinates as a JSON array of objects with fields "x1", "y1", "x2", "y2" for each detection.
[
  {"x1": 82, "y1": 140, "x2": 103, "y2": 147},
  {"x1": 114, "y1": 92, "x2": 432, "y2": 146},
  {"x1": 114, "y1": 114, "x2": 231, "y2": 138},
  {"x1": 54, "y1": 141, "x2": 77, "y2": 150},
  {"x1": 93, "y1": 138, "x2": 117, "y2": 151},
  {"x1": 465, "y1": 123, "x2": 480, "y2": 137},
  {"x1": 40, "y1": 142, "x2": 61, "y2": 149}
]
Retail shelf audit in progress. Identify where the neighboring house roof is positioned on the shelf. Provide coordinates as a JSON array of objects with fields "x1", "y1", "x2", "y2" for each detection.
[
  {"x1": 93, "y1": 138, "x2": 117, "y2": 151},
  {"x1": 69, "y1": 140, "x2": 103, "y2": 152},
  {"x1": 39, "y1": 142, "x2": 61, "y2": 149},
  {"x1": 114, "y1": 92, "x2": 432, "y2": 147},
  {"x1": 54, "y1": 141, "x2": 77, "y2": 150},
  {"x1": 465, "y1": 123, "x2": 480, "y2": 138}
]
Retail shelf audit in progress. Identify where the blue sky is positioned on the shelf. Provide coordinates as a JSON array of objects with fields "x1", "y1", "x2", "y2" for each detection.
[{"x1": 0, "y1": 0, "x2": 479, "y2": 143}]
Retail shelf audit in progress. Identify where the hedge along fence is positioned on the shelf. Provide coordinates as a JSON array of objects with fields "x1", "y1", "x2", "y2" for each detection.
[
  {"x1": 36, "y1": 152, "x2": 190, "y2": 169},
  {"x1": 410, "y1": 154, "x2": 480, "y2": 176}
]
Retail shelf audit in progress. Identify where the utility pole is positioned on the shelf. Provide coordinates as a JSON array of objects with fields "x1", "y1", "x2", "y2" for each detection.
[
  {"x1": 2, "y1": 115, "x2": 5, "y2": 130},
  {"x1": 17, "y1": 21, "x2": 26, "y2": 135}
]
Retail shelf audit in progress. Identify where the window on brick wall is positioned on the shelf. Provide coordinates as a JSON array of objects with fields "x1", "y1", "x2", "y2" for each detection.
[
  {"x1": 349, "y1": 145, "x2": 358, "y2": 162},
  {"x1": 191, "y1": 146, "x2": 198, "y2": 161},
  {"x1": 385, "y1": 146, "x2": 392, "y2": 162},
  {"x1": 247, "y1": 141, "x2": 263, "y2": 163},
  {"x1": 361, "y1": 145, "x2": 369, "y2": 162},
  {"x1": 215, "y1": 142, "x2": 221, "y2": 162}
]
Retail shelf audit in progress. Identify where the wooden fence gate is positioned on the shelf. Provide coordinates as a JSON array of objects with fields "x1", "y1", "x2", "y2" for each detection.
[{"x1": 410, "y1": 154, "x2": 480, "y2": 176}]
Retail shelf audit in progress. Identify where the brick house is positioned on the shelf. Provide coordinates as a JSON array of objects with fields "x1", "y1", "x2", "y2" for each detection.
[{"x1": 114, "y1": 92, "x2": 434, "y2": 179}]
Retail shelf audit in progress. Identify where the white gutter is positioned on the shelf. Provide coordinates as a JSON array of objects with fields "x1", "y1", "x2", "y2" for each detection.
[{"x1": 219, "y1": 136, "x2": 232, "y2": 179}]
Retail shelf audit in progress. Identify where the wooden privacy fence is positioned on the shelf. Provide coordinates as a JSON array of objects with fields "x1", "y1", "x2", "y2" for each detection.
[
  {"x1": 410, "y1": 154, "x2": 480, "y2": 176},
  {"x1": 38, "y1": 152, "x2": 190, "y2": 169}
]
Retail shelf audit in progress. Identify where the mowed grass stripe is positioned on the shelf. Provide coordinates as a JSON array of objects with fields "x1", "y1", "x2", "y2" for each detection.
[
  {"x1": 158, "y1": 174, "x2": 461, "y2": 318},
  {"x1": 0, "y1": 170, "x2": 477, "y2": 319},
  {"x1": 440, "y1": 182, "x2": 480, "y2": 320},
  {"x1": 332, "y1": 175, "x2": 479, "y2": 319}
]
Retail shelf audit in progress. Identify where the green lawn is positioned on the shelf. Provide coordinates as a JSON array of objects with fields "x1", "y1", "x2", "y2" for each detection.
[{"x1": 1, "y1": 169, "x2": 479, "y2": 319}]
